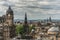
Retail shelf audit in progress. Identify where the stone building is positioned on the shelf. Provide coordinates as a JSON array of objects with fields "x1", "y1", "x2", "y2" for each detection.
[
  {"x1": 32, "y1": 22, "x2": 60, "y2": 40},
  {"x1": 0, "y1": 6, "x2": 16, "y2": 40},
  {"x1": 48, "y1": 26, "x2": 60, "y2": 40}
]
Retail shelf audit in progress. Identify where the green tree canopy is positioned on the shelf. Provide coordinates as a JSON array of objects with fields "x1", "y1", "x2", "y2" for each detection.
[
  {"x1": 16, "y1": 24, "x2": 24, "y2": 35},
  {"x1": 16, "y1": 24, "x2": 35, "y2": 35}
]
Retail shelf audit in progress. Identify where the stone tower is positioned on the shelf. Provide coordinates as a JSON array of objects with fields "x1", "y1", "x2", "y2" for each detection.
[
  {"x1": 23, "y1": 13, "x2": 29, "y2": 34},
  {"x1": 6, "y1": 6, "x2": 13, "y2": 26},
  {"x1": 3, "y1": 6, "x2": 16, "y2": 40}
]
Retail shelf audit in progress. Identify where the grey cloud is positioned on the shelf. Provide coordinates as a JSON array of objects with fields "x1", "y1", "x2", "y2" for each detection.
[
  {"x1": 0, "y1": 0, "x2": 60, "y2": 19},
  {"x1": 26, "y1": 6, "x2": 40, "y2": 8},
  {"x1": 40, "y1": 5, "x2": 53, "y2": 10}
]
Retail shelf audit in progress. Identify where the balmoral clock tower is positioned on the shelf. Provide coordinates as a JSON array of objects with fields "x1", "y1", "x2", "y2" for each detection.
[
  {"x1": 3, "y1": 6, "x2": 16, "y2": 40},
  {"x1": 6, "y1": 6, "x2": 14, "y2": 26}
]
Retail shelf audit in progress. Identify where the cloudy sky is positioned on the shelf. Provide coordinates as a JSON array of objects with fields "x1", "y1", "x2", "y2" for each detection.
[{"x1": 0, "y1": 0, "x2": 60, "y2": 20}]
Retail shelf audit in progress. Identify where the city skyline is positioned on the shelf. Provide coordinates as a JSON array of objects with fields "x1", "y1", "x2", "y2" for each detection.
[{"x1": 0, "y1": 0, "x2": 60, "y2": 20}]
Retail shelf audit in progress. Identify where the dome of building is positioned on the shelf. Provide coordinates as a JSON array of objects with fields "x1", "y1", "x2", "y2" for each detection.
[
  {"x1": 48, "y1": 27, "x2": 59, "y2": 32},
  {"x1": 48, "y1": 26, "x2": 59, "y2": 34},
  {"x1": 6, "y1": 6, "x2": 13, "y2": 14}
]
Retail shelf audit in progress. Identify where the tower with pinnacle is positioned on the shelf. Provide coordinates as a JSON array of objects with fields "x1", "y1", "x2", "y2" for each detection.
[
  {"x1": 3, "y1": 6, "x2": 16, "y2": 40},
  {"x1": 5, "y1": 6, "x2": 14, "y2": 26},
  {"x1": 23, "y1": 13, "x2": 29, "y2": 34}
]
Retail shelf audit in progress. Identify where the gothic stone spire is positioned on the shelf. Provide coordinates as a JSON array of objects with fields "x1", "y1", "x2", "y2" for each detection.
[{"x1": 24, "y1": 12, "x2": 27, "y2": 24}]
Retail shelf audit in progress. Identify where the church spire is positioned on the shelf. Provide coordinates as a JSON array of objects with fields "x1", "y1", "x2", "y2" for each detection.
[
  {"x1": 23, "y1": 12, "x2": 29, "y2": 34},
  {"x1": 24, "y1": 12, "x2": 27, "y2": 24}
]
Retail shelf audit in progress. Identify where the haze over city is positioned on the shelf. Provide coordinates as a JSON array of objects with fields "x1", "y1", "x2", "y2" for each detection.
[{"x1": 0, "y1": 0, "x2": 60, "y2": 20}]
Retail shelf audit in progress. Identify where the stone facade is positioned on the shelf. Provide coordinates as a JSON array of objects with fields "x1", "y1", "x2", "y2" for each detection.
[
  {"x1": 0, "y1": 6, "x2": 16, "y2": 40},
  {"x1": 31, "y1": 22, "x2": 60, "y2": 40}
]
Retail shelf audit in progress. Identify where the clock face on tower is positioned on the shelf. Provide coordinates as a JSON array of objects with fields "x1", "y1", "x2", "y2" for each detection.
[{"x1": 8, "y1": 14, "x2": 10, "y2": 17}]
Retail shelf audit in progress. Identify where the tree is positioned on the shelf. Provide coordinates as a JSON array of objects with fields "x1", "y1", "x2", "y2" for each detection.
[
  {"x1": 16, "y1": 24, "x2": 35, "y2": 35},
  {"x1": 16, "y1": 24, "x2": 24, "y2": 35}
]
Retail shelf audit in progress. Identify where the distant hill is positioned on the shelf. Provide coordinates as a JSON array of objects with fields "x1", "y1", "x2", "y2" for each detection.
[{"x1": 14, "y1": 19, "x2": 60, "y2": 23}]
